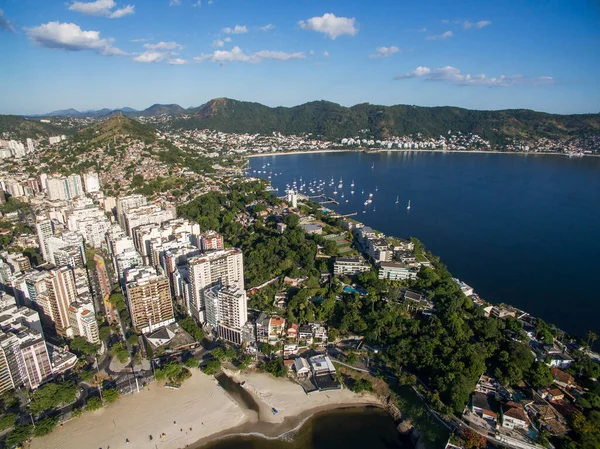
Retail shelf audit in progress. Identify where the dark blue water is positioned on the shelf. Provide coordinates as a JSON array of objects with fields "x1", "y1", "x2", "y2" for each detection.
[
  {"x1": 199, "y1": 407, "x2": 410, "y2": 449},
  {"x1": 249, "y1": 151, "x2": 600, "y2": 341}
]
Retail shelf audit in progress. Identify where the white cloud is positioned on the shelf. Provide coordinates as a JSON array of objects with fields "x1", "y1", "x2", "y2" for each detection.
[
  {"x1": 169, "y1": 0, "x2": 181, "y2": 5},
  {"x1": 426, "y1": 31, "x2": 453, "y2": 40},
  {"x1": 167, "y1": 58, "x2": 187, "y2": 64},
  {"x1": 224, "y1": 37, "x2": 231, "y2": 42},
  {"x1": 417, "y1": 27, "x2": 427, "y2": 32},
  {"x1": 252, "y1": 50, "x2": 305, "y2": 61},
  {"x1": 133, "y1": 51, "x2": 168, "y2": 63},
  {"x1": 323, "y1": 50, "x2": 329, "y2": 57},
  {"x1": 309, "y1": 49, "x2": 315, "y2": 55},
  {"x1": 68, "y1": 0, "x2": 134, "y2": 19},
  {"x1": 394, "y1": 65, "x2": 554, "y2": 87},
  {"x1": 259, "y1": 24, "x2": 274, "y2": 31},
  {"x1": 212, "y1": 39, "x2": 225, "y2": 48},
  {"x1": 26, "y1": 21, "x2": 124, "y2": 56},
  {"x1": 464, "y1": 20, "x2": 492, "y2": 29},
  {"x1": 195, "y1": 46, "x2": 305, "y2": 64},
  {"x1": 369, "y1": 46, "x2": 399, "y2": 59},
  {"x1": 130, "y1": 38, "x2": 147, "y2": 42},
  {"x1": 0, "y1": 9, "x2": 15, "y2": 32},
  {"x1": 298, "y1": 13, "x2": 357, "y2": 39},
  {"x1": 143, "y1": 41, "x2": 182, "y2": 50},
  {"x1": 222, "y1": 25, "x2": 247, "y2": 34}
]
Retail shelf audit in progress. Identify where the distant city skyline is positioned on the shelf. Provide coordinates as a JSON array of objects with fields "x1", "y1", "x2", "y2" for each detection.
[{"x1": 0, "y1": 0, "x2": 599, "y2": 115}]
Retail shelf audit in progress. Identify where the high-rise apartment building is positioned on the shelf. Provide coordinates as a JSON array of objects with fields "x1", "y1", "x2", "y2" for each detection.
[
  {"x1": 67, "y1": 301, "x2": 100, "y2": 344},
  {"x1": 66, "y1": 198, "x2": 111, "y2": 248},
  {"x1": 204, "y1": 283, "x2": 248, "y2": 345},
  {"x1": 116, "y1": 194, "x2": 147, "y2": 229},
  {"x1": 36, "y1": 267, "x2": 77, "y2": 337},
  {"x1": 123, "y1": 204, "x2": 177, "y2": 237},
  {"x1": 185, "y1": 249, "x2": 244, "y2": 323},
  {"x1": 46, "y1": 231, "x2": 86, "y2": 267},
  {"x1": 82, "y1": 172, "x2": 100, "y2": 193},
  {"x1": 35, "y1": 216, "x2": 54, "y2": 262},
  {"x1": 125, "y1": 266, "x2": 174, "y2": 333},
  {"x1": 132, "y1": 218, "x2": 200, "y2": 264},
  {"x1": 200, "y1": 230, "x2": 224, "y2": 252}
]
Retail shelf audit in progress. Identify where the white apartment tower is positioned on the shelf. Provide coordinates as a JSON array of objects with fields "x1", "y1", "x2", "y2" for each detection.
[
  {"x1": 116, "y1": 194, "x2": 147, "y2": 229},
  {"x1": 35, "y1": 216, "x2": 54, "y2": 262},
  {"x1": 186, "y1": 249, "x2": 244, "y2": 323},
  {"x1": 204, "y1": 283, "x2": 248, "y2": 345}
]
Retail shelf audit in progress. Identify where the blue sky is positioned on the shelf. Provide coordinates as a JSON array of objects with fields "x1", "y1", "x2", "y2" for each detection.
[{"x1": 0, "y1": 0, "x2": 599, "y2": 115}]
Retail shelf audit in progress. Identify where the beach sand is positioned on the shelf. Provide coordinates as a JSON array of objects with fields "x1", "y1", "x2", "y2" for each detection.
[
  {"x1": 31, "y1": 369, "x2": 381, "y2": 449},
  {"x1": 30, "y1": 371, "x2": 247, "y2": 449}
]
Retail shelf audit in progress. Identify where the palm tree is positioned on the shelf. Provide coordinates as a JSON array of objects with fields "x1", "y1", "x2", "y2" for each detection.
[{"x1": 587, "y1": 331, "x2": 598, "y2": 349}]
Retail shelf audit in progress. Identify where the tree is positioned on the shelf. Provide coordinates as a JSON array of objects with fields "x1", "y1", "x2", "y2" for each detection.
[
  {"x1": 261, "y1": 357, "x2": 287, "y2": 378},
  {"x1": 179, "y1": 317, "x2": 205, "y2": 341},
  {"x1": 0, "y1": 413, "x2": 16, "y2": 432},
  {"x1": 110, "y1": 343, "x2": 129, "y2": 363},
  {"x1": 102, "y1": 387, "x2": 119, "y2": 403},
  {"x1": 30, "y1": 381, "x2": 78, "y2": 414},
  {"x1": 69, "y1": 336, "x2": 99, "y2": 357},
  {"x1": 127, "y1": 334, "x2": 139, "y2": 346},
  {"x1": 351, "y1": 378, "x2": 373, "y2": 393},
  {"x1": 346, "y1": 352, "x2": 358, "y2": 365},
  {"x1": 85, "y1": 396, "x2": 102, "y2": 411},
  {"x1": 33, "y1": 416, "x2": 58, "y2": 437},
  {"x1": 587, "y1": 331, "x2": 598, "y2": 349},
  {"x1": 185, "y1": 358, "x2": 199, "y2": 369},
  {"x1": 527, "y1": 361, "x2": 554, "y2": 388},
  {"x1": 203, "y1": 359, "x2": 221, "y2": 375},
  {"x1": 284, "y1": 213, "x2": 299, "y2": 228},
  {"x1": 460, "y1": 428, "x2": 486, "y2": 449},
  {"x1": 99, "y1": 325, "x2": 111, "y2": 342},
  {"x1": 5, "y1": 424, "x2": 33, "y2": 448}
]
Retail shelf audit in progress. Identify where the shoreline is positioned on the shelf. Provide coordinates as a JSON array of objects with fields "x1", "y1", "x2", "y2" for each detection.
[
  {"x1": 30, "y1": 369, "x2": 384, "y2": 449},
  {"x1": 190, "y1": 402, "x2": 384, "y2": 448},
  {"x1": 245, "y1": 148, "x2": 595, "y2": 158}
]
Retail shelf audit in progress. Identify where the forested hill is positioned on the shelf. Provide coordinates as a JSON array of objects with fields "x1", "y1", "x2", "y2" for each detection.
[
  {"x1": 173, "y1": 98, "x2": 600, "y2": 142},
  {"x1": 3, "y1": 98, "x2": 599, "y2": 142}
]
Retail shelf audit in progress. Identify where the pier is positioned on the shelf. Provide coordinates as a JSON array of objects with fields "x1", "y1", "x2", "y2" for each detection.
[
  {"x1": 329, "y1": 212, "x2": 358, "y2": 218},
  {"x1": 319, "y1": 197, "x2": 339, "y2": 205}
]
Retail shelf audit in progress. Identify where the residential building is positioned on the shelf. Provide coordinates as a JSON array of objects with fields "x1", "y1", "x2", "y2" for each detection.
[
  {"x1": 123, "y1": 204, "x2": 176, "y2": 237},
  {"x1": 471, "y1": 392, "x2": 499, "y2": 425},
  {"x1": 82, "y1": 172, "x2": 100, "y2": 193},
  {"x1": 551, "y1": 367, "x2": 575, "y2": 388},
  {"x1": 200, "y1": 230, "x2": 224, "y2": 252},
  {"x1": 35, "y1": 215, "x2": 54, "y2": 262},
  {"x1": 333, "y1": 256, "x2": 370, "y2": 276},
  {"x1": 66, "y1": 199, "x2": 111, "y2": 248},
  {"x1": 36, "y1": 266, "x2": 78, "y2": 337},
  {"x1": 293, "y1": 357, "x2": 311, "y2": 377},
  {"x1": 367, "y1": 238, "x2": 391, "y2": 263},
  {"x1": 67, "y1": 301, "x2": 100, "y2": 344},
  {"x1": 132, "y1": 218, "x2": 200, "y2": 264},
  {"x1": 46, "y1": 231, "x2": 86, "y2": 268},
  {"x1": 204, "y1": 283, "x2": 248, "y2": 345},
  {"x1": 378, "y1": 262, "x2": 417, "y2": 281},
  {"x1": 501, "y1": 402, "x2": 530, "y2": 430},
  {"x1": 186, "y1": 249, "x2": 244, "y2": 323},
  {"x1": 116, "y1": 194, "x2": 147, "y2": 229},
  {"x1": 115, "y1": 247, "x2": 143, "y2": 283},
  {"x1": 125, "y1": 266, "x2": 174, "y2": 334}
]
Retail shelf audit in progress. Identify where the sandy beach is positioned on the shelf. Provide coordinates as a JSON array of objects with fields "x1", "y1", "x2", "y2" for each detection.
[
  {"x1": 31, "y1": 369, "x2": 381, "y2": 449},
  {"x1": 31, "y1": 371, "x2": 247, "y2": 449}
]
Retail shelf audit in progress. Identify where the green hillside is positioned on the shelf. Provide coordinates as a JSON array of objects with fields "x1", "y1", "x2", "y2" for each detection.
[
  {"x1": 74, "y1": 114, "x2": 157, "y2": 144},
  {"x1": 0, "y1": 115, "x2": 76, "y2": 139},
  {"x1": 173, "y1": 98, "x2": 600, "y2": 143}
]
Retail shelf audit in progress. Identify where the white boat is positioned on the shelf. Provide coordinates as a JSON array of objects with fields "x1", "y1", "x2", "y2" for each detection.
[
  {"x1": 407, "y1": 200, "x2": 411, "y2": 210},
  {"x1": 371, "y1": 162, "x2": 375, "y2": 169},
  {"x1": 351, "y1": 180, "x2": 355, "y2": 187},
  {"x1": 373, "y1": 207, "x2": 376, "y2": 212},
  {"x1": 375, "y1": 186, "x2": 378, "y2": 192},
  {"x1": 369, "y1": 193, "x2": 373, "y2": 197},
  {"x1": 364, "y1": 201, "x2": 369, "y2": 206},
  {"x1": 395, "y1": 195, "x2": 399, "y2": 205},
  {"x1": 351, "y1": 190, "x2": 354, "y2": 194},
  {"x1": 361, "y1": 189, "x2": 364, "y2": 194},
  {"x1": 333, "y1": 190, "x2": 338, "y2": 195}
]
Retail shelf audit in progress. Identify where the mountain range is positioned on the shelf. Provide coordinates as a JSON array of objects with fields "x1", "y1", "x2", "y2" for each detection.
[{"x1": 5, "y1": 98, "x2": 600, "y2": 143}]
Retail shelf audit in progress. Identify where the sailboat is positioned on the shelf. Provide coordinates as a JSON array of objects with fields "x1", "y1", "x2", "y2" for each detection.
[
  {"x1": 395, "y1": 195, "x2": 399, "y2": 205},
  {"x1": 407, "y1": 200, "x2": 411, "y2": 210},
  {"x1": 371, "y1": 162, "x2": 375, "y2": 169},
  {"x1": 351, "y1": 179, "x2": 355, "y2": 187}
]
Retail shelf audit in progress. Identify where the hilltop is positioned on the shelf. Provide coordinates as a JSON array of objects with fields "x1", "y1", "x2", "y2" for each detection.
[
  {"x1": 0, "y1": 115, "x2": 77, "y2": 140},
  {"x1": 3, "y1": 99, "x2": 600, "y2": 144},
  {"x1": 73, "y1": 113, "x2": 157, "y2": 145}
]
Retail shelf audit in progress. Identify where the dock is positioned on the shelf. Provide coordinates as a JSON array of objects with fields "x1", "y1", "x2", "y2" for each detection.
[{"x1": 329, "y1": 212, "x2": 358, "y2": 218}]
